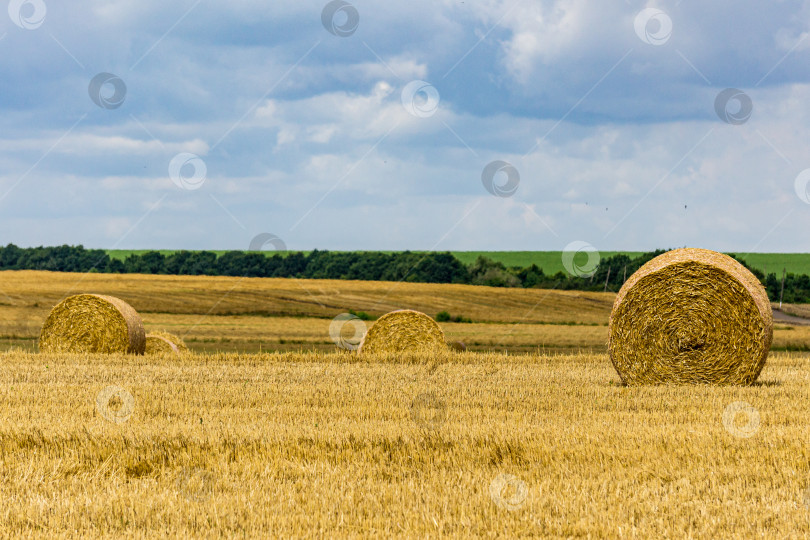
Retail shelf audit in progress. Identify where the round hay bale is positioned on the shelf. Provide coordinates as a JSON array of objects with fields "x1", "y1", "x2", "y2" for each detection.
[
  {"x1": 447, "y1": 340, "x2": 467, "y2": 352},
  {"x1": 145, "y1": 331, "x2": 189, "y2": 355},
  {"x1": 39, "y1": 294, "x2": 145, "y2": 354},
  {"x1": 608, "y1": 248, "x2": 773, "y2": 385},
  {"x1": 359, "y1": 309, "x2": 446, "y2": 354}
]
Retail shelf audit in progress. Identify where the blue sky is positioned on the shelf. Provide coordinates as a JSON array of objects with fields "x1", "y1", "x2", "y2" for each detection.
[{"x1": 1, "y1": 0, "x2": 810, "y2": 253}]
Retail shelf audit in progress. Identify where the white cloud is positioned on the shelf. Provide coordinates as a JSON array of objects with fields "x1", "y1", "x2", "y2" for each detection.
[
  {"x1": 0, "y1": 133, "x2": 209, "y2": 157},
  {"x1": 306, "y1": 125, "x2": 338, "y2": 143},
  {"x1": 1, "y1": 0, "x2": 810, "y2": 252},
  {"x1": 99, "y1": 175, "x2": 174, "y2": 191},
  {"x1": 255, "y1": 81, "x2": 451, "y2": 149}
]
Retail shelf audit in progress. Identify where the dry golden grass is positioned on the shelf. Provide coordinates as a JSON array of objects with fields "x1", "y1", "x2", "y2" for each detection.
[
  {"x1": 0, "y1": 269, "x2": 614, "y2": 323},
  {"x1": 0, "y1": 349, "x2": 809, "y2": 537},
  {"x1": 2, "y1": 269, "x2": 810, "y2": 355},
  {"x1": 1, "y1": 270, "x2": 810, "y2": 535},
  {"x1": 4, "y1": 308, "x2": 810, "y2": 355},
  {"x1": 778, "y1": 303, "x2": 810, "y2": 319}
]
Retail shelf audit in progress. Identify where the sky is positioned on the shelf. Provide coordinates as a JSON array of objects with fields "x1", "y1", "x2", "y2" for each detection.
[{"x1": 1, "y1": 0, "x2": 810, "y2": 254}]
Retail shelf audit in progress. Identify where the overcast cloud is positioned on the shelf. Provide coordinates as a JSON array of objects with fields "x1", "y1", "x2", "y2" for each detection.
[{"x1": 1, "y1": 0, "x2": 810, "y2": 253}]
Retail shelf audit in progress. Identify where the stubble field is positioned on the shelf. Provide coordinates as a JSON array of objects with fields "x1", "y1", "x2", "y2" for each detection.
[{"x1": 1, "y1": 270, "x2": 810, "y2": 537}]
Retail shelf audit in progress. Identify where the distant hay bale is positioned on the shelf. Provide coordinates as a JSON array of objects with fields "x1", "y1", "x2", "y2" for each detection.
[
  {"x1": 359, "y1": 309, "x2": 446, "y2": 354},
  {"x1": 146, "y1": 334, "x2": 177, "y2": 354},
  {"x1": 447, "y1": 341, "x2": 467, "y2": 352},
  {"x1": 608, "y1": 248, "x2": 773, "y2": 385},
  {"x1": 39, "y1": 294, "x2": 145, "y2": 354},
  {"x1": 145, "y1": 331, "x2": 189, "y2": 355}
]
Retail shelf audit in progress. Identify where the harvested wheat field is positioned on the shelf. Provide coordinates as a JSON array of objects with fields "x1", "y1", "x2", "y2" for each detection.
[
  {"x1": 1, "y1": 349, "x2": 810, "y2": 537},
  {"x1": 1, "y1": 270, "x2": 810, "y2": 536}
]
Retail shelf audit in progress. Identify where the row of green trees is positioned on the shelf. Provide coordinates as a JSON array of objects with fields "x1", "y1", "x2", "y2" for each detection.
[{"x1": 1, "y1": 244, "x2": 809, "y2": 303}]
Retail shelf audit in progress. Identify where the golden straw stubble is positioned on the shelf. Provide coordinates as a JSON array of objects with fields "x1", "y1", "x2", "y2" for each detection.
[
  {"x1": 359, "y1": 309, "x2": 446, "y2": 354},
  {"x1": 39, "y1": 294, "x2": 146, "y2": 354},
  {"x1": 145, "y1": 331, "x2": 189, "y2": 355},
  {"x1": 608, "y1": 248, "x2": 773, "y2": 385}
]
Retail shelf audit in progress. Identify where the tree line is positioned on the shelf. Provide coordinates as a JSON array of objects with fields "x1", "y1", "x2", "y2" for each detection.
[{"x1": 1, "y1": 244, "x2": 808, "y2": 303}]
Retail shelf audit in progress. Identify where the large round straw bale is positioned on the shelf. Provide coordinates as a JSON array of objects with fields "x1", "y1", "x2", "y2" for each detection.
[
  {"x1": 145, "y1": 331, "x2": 189, "y2": 355},
  {"x1": 39, "y1": 294, "x2": 145, "y2": 354},
  {"x1": 608, "y1": 248, "x2": 772, "y2": 385},
  {"x1": 359, "y1": 309, "x2": 446, "y2": 354}
]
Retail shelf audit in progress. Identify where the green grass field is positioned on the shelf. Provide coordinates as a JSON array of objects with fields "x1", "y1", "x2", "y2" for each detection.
[
  {"x1": 450, "y1": 251, "x2": 645, "y2": 273},
  {"x1": 455, "y1": 251, "x2": 810, "y2": 276},
  {"x1": 107, "y1": 250, "x2": 810, "y2": 276},
  {"x1": 730, "y1": 253, "x2": 810, "y2": 276}
]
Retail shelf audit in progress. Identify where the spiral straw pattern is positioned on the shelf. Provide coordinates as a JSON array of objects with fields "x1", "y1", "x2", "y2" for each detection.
[{"x1": 608, "y1": 248, "x2": 772, "y2": 385}]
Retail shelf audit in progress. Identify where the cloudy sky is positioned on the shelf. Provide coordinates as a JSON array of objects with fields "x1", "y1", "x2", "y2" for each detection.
[{"x1": 1, "y1": 0, "x2": 809, "y2": 253}]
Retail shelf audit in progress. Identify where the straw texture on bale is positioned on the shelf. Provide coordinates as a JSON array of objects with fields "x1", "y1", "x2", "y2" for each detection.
[
  {"x1": 145, "y1": 331, "x2": 189, "y2": 355},
  {"x1": 39, "y1": 294, "x2": 145, "y2": 354},
  {"x1": 359, "y1": 309, "x2": 446, "y2": 354},
  {"x1": 608, "y1": 248, "x2": 773, "y2": 385}
]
